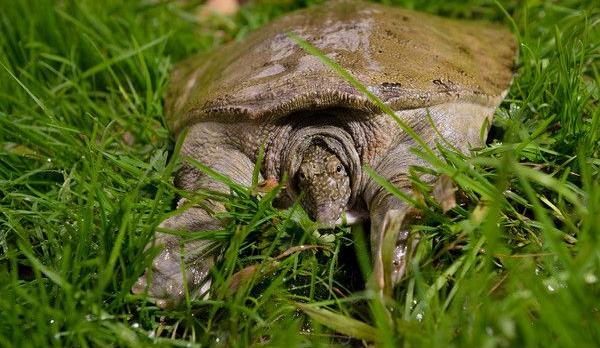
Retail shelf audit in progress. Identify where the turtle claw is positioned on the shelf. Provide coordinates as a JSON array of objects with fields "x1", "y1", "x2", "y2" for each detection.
[
  {"x1": 390, "y1": 230, "x2": 409, "y2": 284},
  {"x1": 376, "y1": 209, "x2": 419, "y2": 296},
  {"x1": 390, "y1": 229, "x2": 419, "y2": 285}
]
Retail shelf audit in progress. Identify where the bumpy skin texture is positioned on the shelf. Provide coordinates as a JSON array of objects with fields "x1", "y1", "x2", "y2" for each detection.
[
  {"x1": 133, "y1": 0, "x2": 516, "y2": 307},
  {"x1": 297, "y1": 144, "x2": 351, "y2": 225}
]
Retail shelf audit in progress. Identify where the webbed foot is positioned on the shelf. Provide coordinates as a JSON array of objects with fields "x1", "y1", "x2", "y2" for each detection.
[{"x1": 132, "y1": 206, "x2": 220, "y2": 308}]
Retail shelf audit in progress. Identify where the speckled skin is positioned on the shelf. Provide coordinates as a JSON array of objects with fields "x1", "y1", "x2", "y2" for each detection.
[
  {"x1": 297, "y1": 144, "x2": 351, "y2": 224},
  {"x1": 132, "y1": 0, "x2": 516, "y2": 307}
]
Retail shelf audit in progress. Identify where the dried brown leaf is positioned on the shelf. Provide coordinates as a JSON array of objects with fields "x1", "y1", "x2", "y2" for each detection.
[
  {"x1": 432, "y1": 174, "x2": 457, "y2": 213},
  {"x1": 197, "y1": 0, "x2": 239, "y2": 19}
]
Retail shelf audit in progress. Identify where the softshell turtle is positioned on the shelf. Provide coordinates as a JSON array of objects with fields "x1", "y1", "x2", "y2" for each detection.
[{"x1": 132, "y1": 0, "x2": 516, "y2": 307}]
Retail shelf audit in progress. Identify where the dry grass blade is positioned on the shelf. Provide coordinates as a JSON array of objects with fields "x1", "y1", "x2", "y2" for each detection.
[
  {"x1": 432, "y1": 174, "x2": 458, "y2": 213},
  {"x1": 228, "y1": 245, "x2": 326, "y2": 293}
]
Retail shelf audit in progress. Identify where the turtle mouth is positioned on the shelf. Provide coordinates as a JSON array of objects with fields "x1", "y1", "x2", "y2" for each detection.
[{"x1": 299, "y1": 194, "x2": 344, "y2": 226}]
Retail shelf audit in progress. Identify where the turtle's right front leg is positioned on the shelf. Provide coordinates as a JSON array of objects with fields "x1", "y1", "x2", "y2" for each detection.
[{"x1": 132, "y1": 123, "x2": 260, "y2": 308}]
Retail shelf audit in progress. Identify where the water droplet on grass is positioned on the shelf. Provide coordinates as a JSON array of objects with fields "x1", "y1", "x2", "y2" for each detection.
[{"x1": 584, "y1": 273, "x2": 597, "y2": 284}]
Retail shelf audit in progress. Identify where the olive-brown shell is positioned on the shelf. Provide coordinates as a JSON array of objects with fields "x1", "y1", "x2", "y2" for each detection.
[{"x1": 166, "y1": 0, "x2": 516, "y2": 134}]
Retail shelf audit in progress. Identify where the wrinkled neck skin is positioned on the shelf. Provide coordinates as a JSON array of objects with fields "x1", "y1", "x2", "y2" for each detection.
[{"x1": 281, "y1": 118, "x2": 362, "y2": 226}]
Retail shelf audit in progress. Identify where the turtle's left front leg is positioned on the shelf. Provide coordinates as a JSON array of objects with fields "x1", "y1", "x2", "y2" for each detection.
[
  {"x1": 367, "y1": 185, "x2": 417, "y2": 297},
  {"x1": 364, "y1": 143, "x2": 425, "y2": 296}
]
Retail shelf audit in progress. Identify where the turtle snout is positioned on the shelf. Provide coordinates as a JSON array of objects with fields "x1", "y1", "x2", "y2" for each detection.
[{"x1": 314, "y1": 204, "x2": 343, "y2": 226}]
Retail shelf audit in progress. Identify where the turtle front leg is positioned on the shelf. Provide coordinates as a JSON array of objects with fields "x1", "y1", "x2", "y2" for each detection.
[
  {"x1": 367, "y1": 188, "x2": 418, "y2": 297},
  {"x1": 365, "y1": 143, "x2": 426, "y2": 297},
  {"x1": 133, "y1": 124, "x2": 260, "y2": 308}
]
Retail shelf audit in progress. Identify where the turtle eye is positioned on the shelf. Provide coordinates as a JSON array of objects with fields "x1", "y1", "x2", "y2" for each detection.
[
  {"x1": 299, "y1": 171, "x2": 306, "y2": 180},
  {"x1": 336, "y1": 165, "x2": 343, "y2": 173}
]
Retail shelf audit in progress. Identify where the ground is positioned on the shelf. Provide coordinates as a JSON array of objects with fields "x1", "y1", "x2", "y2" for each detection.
[{"x1": 0, "y1": 0, "x2": 598, "y2": 346}]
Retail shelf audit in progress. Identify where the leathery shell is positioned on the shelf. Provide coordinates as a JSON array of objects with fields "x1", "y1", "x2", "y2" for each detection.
[{"x1": 165, "y1": 0, "x2": 516, "y2": 134}]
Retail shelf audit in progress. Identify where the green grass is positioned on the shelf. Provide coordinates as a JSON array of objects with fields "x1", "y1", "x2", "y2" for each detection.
[{"x1": 0, "y1": 0, "x2": 598, "y2": 346}]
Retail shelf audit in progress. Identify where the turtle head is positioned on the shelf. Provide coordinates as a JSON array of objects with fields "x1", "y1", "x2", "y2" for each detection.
[{"x1": 296, "y1": 143, "x2": 351, "y2": 225}]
